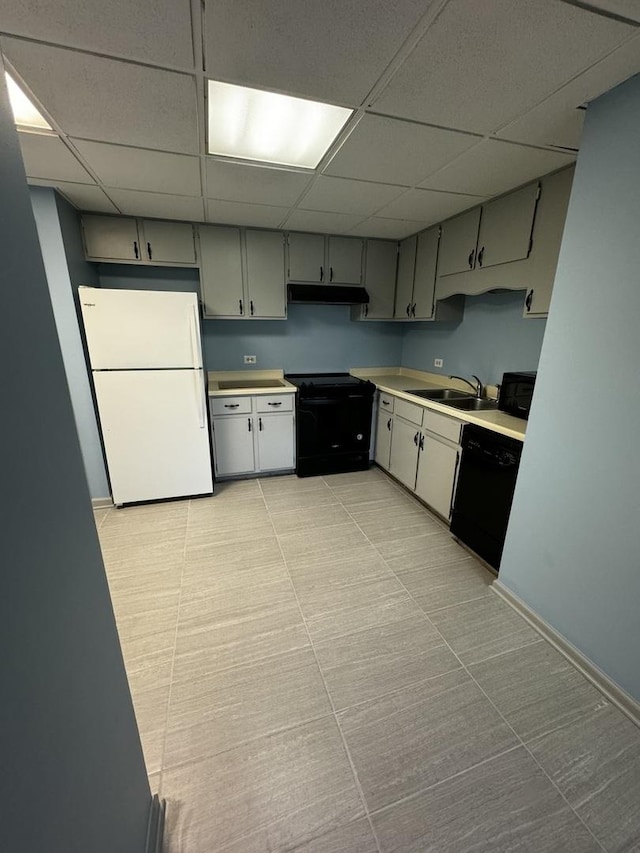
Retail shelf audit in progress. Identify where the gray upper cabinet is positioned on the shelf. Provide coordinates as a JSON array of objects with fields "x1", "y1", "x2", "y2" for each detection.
[
  {"x1": 199, "y1": 225, "x2": 244, "y2": 317},
  {"x1": 357, "y1": 239, "x2": 397, "y2": 320},
  {"x1": 82, "y1": 215, "x2": 141, "y2": 262},
  {"x1": 82, "y1": 214, "x2": 197, "y2": 266},
  {"x1": 476, "y1": 182, "x2": 539, "y2": 270},
  {"x1": 245, "y1": 229, "x2": 286, "y2": 318},
  {"x1": 327, "y1": 237, "x2": 363, "y2": 284},
  {"x1": 139, "y1": 220, "x2": 196, "y2": 265},
  {"x1": 287, "y1": 232, "x2": 325, "y2": 282},
  {"x1": 394, "y1": 235, "x2": 417, "y2": 319},
  {"x1": 438, "y1": 208, "x2": 481, "y2": 277},
  {"x1": 412, "y1": 226, "x2": 440, "y2": 319}
]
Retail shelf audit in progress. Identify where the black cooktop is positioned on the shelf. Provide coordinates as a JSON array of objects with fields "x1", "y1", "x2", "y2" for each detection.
[{"x1": 285, "y1": 373, "x2": 375, "y2": 396}]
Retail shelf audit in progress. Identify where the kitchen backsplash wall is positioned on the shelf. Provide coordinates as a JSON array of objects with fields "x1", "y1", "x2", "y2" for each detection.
[
  {"x1": 401, "y1": 290, "x2": 547, "y2": 385},
  {"x1": 97, "y1": 265, "x2": 405, "y2": 372}
]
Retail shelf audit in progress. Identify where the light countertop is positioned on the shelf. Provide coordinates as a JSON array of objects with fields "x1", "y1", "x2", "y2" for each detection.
[
  {"x1": 351, "y1": 367, "x2": 527, "y2": 441},
  {"x1": 207, "y1": 369, "x2": 297, "y2": 397}
]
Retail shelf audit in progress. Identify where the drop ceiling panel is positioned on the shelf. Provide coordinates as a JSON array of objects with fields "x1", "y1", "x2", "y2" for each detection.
[
  {"x1": 348, "y1": 217, "x2": 430, "y2": 239},
  {"x1": 0, "y1": 0, "x2": 194, "y2": 69},
  {"x1": 1, "y1": 39, "x2": 199, "y2": 153},
  {"x1": 300, "y1": 176, "x2": 405, "y2": 215},
  {"x1": 283, "y1": 209, "x2": 366, "y2": 235},
  {"x1": 72, "y1": 141, "x2": 201, "y2": 196},
  {"x1": 206, "y1": 199, "x2": 289, "y2": 228},
  {"x1": 372, "y1": 0, "x2": 634, "y2": 133},
  {"x1": 203, "y1": 0, "x2": 429, "y2": 105},
  {"x1": 107, "y1": 190, "x2": 204, "y2": 221},
  {"x1": 19, "y1": 133, "x2": 92, "y2": 182},
  {"x1": 421, "y1": 139, "x2": 575, "y2": 197},
  {"x1": 206, "y1": 160, "x2": 311, "y2": 206},
  {"x1": 29, "y1": 180, "x2": 119, "y2": 213},
  {"x1": 325, "y1": 115, "x2": 479, "y2": 186},
  {"x1": 497, "y1": 33, "x2": 640, "y2": 148},
  {"x1": 377, "y1": 188, "x2": 484, "y2": 226}
]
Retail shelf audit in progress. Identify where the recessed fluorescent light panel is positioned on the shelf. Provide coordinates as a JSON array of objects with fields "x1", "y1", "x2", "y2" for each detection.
[
  {"x1": 4, "y1": 72, "x2": 51, "y2": 131},
  {"x1": 207, "y1": 80, "x2": 353, "y2": 169}
]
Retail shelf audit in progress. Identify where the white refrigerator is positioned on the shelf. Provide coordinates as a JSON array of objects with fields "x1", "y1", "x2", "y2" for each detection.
[{"x1": 79, "y1": 286, "x2": 213, "y2": 505}]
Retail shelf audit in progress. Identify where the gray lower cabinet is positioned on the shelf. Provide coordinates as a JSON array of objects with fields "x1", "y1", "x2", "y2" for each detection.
[
  {"x1": 211, "y1": 394, "x2": 295, "y2": 478},
  {"x1": 374, "y1": 406, "x2": 393, "y2": 468},
  {"x1": 388, "y1": 415, "x2": 421, "y2": 490},
  {"x1": 200, "y1": 226, "x2": 286, "y2": 319},
  {"x1": 415, "y1": 433, "x2": 460, "y2": 520}
]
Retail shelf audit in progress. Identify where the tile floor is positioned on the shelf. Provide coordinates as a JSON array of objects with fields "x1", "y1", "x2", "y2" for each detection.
[{"x1": 94, "y1": 467, "x2": 640, "y2": 853}]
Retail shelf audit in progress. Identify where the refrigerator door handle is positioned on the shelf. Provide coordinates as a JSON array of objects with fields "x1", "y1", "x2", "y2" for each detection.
[
  {"x1": 189, "y1": 304, "x2": 201, "y2": 369},
  {"x1": 194, "y1": 370, "x2": 206, "y2": 429}
]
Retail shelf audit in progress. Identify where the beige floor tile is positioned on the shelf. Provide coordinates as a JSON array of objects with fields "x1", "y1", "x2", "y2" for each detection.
[
  {"x1": 338, "y1": 669, "x2": 518, "y2": 812},
  {"x1": 286, "y1": 543, "x2": 384, "y2": 581},
  {"x1": 139, "y1": 728, "x2": 166, "y2": 776},
  {"x1": 212, "y1": 479, "x2": 263, "y2": 500},
  {"x1": 263, "y1": 487, "x2": 339, "y2": 513},
  {"x1": 162, "y1": 718, "x2": 364, "y2": 853},
  {"x1": 222, "y1": 817, "x2": 378, "y2": 853},
  {"x1": 126, "y1": 650, "x2": 174, "y2": 695},
  {"x1": 372, "y1": 746, "x2": 602, "y2": 853},
  {"x1": 180, "y1": 556, "x2": 289, "y2": 601},
  {"x1": 185, "y1": 518, "x2": 275, "y2": 551},
  {"x1": 259, "y1": 474, "x2": 328, "y2": 496},
  {"x1": 164, "y1": 648, "x2": 332, "y2": 768},
  {"x1": 314, "y1": 614, "x2": 461, "y2": 710},
  {"x1": 279, "y1": 523, "x2": 370, "y2": 566},
  {"x1": 179, "y1": 534, "x2": 283, "y2": 569},
  {"x1": 328, "y1": 479, "x2": 403, "y2": 507},
  {"x1": 376, "y1": 529, "x2": 468, "y2": 566},
  {"x1": 323, "y1": 469, "x2": 387, "y2": 485},
  {"x1": 428, "y1": 594, "x2": 542, "y2": 665},
  {"x1": 396, "y1": 557, "x2": 493, "y2": 613},
  {"x1": 148, "y1": 772, "x2": 161, "y2": 794},
  {"x1": 131, "y1": 682, "x2": 171, "y2": 735},
  {"x1": 270, "y1": 503, "x2": 353, "y2": 535},
  {"x1": 119, "y1": 628, "x2": 177, "y2": 672},
  {"x1": 114, "y1": 604, "x2": 179, "y2": 643}
]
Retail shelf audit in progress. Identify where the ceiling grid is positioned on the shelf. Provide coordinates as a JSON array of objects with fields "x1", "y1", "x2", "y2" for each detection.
[{"x1": 1, "y1": 0, "x2": 638, "y2": 236}]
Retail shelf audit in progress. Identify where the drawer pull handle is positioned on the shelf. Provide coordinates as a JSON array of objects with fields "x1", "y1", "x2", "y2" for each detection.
[
  {"x1": 258, "y1": 417, "x2": 263, "y2": 431},
  {"x1": 224, "y1": 403, "x2": 239, "y2": 409},
  {"x1": 267, "y1": 401, "x2": 282, "y2": 406},
  {"x1": 414, "y1": 431, "x2": 419, "y2": 445},
  {"x1": 248, "y1": 418, "x2": 252, "y2": 432},
  {"x1": 381, "y1": 400, "x2": 390, "y2": 406},
  {"x1": 387, "y1": 418, "x2": 392, "y2": 431}
]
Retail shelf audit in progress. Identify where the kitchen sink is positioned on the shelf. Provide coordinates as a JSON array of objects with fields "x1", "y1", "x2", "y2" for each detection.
[
  {"x1": 218, "y1": 379, "x2": 286, "y2": 389},
  {"x1": 407, "y1": 388, "x2": 474, "y2": 400},
  {"x1": 443, "y1": 397, "x2": 499, "y2": 411}
]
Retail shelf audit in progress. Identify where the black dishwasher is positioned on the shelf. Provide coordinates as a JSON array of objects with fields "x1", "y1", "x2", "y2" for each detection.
[{"x1": 450, "y1": 424, "x2": 522, "y2": 572}]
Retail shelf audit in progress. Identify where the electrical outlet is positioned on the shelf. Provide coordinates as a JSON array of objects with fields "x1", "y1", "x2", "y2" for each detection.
[
  {"x1": 434, "y1": 358, "x2": 443, "y2": 368},
  {"x1": 244, "y1": 355, "x2": 257, "y2": 364}
]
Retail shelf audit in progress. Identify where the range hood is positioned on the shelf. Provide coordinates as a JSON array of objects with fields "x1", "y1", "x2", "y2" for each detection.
[{"x1": 287, "y1": 283, "x2": 370, "y2": 305}]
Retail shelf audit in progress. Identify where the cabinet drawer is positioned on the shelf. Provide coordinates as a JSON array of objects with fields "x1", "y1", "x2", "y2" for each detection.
[
  {"x1": 211, "y1": 396, "x2": 252, "y2": 415},
  {"x1": 395, "y1": 398, "x2": 423, "y2": 426},
  {"x1": 256, "y1": 394, "x2": 294, "y2": 413},
  {"x1": 378, "y1": 392, "x2": 395, "y2": 413},
  {"x1": 423, "y1": 409, "x2": 463, "y2": 444}
]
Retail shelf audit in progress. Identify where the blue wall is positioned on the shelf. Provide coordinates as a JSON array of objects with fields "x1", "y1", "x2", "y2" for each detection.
[
  {"x1": 401, "y1": 290, "x2": 546, "y2": 385},
  {"x1": 97, "y1": 265, "x2": 405, "y2": 372},
  {"x1": 500, "y1": 74, "x2": 640, "y2": 701},
  {"x1": 1, "y1": 62, "x2": 151, "y2": 853},
  {"x1": 30, "y1": 187, "x2": 109, "y2": 499}
]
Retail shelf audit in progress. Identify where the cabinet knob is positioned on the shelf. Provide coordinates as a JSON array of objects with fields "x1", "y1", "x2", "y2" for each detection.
[
  {"x1": 248, "y1": 418, "x2": 252, "y2": 432},
  {"x1": 239, "y1": 299, "x2": 244, "y2": 315},
  {"x1": 387, "y1": 418, "x2": 392, "y2": 430},
  {"x1": 477, "y1": 246, "x2": 484, "y2": 267},
  {"x1": 250, "y1": 300, "x2": 254, "y2": 316},
  {"x1": 133, "y1": 241, "x2": 139, "y2": 259},
  {"x1": 414, "y1": 431, "x2": 419, "y2": 445},
  {"x1": 147, "y1": 242, "x2": 152, "y2": 261},
  {"x1": 419, "y1": 434, "x2": 424, "y2": 450},
  {"x1": 525, "y1": 289, "x2": 534, "y2": 312},
  {"x1": 406, "y1": 303, "x2": 411, "y2": 317},
  {"x1": 411, "y1": 303, "x2": 416, "y2": 317},
  {"x1": 468, "y1": 249, "x2": 475, "y2": 269},
  {"x1": 258, "y1": 417, "x2": 263, "y2": 431}
]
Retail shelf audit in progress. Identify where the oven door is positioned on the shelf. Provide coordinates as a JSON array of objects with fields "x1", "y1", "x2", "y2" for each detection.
[{"x1": 297, "y1": 395, "x2": 372, "y2": 458}]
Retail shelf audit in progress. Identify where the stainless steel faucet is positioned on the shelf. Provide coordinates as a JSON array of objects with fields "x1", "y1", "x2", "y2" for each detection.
[{"x1": 450, "y1": 374, "x2": 484, "y2": 398}]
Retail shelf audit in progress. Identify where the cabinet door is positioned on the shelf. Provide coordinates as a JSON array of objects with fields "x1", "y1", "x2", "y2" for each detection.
[
  {"x1": 477, "y1": 182, "x2": 539, "y2": 270},
  {"x1": 327, "y1": 237, "x2": 363, "y2": 284},
  {"x1": 389, "y1": 416, "x2": 420, "y2": 490},
  {"x1": 212, "y1": 415, "x2": 256, "y2": 476},
  {"x1": 438, "y1": 208, "x2": 481, "y2": 276},
  {"x1": 415, "y1": 434, "x2": 459, "y2": 521},
  {"x1": 199, "y1": 225, "x2": 244, "y2": 317},
  {"x1": 393, "y1": 235, "x2": 417, "y2": 318},
  {"x1": 257, "y1": 413, "x2": 294, "y2": 471},
  {"x1": 412, "y1": 226, "x2": 440, "y2": 319},
  {"x1": 362, "y1": 240, "x2": 397, "y2": 319},
  {"x1": 245, "y1": 230, "x2": 286, "y2": 318},
  {"x1": 140, "y1": 220, "x2": 196, "y2": 265},
  {"x1": 287, "y1": 232, "x2": 325, "y2": 282},
  {"x1": 374, "y1": 408, "x2": 393, "y2": 470},
  {"x1": 82, "y1": 215, "x2": 141, "y2": 261}
]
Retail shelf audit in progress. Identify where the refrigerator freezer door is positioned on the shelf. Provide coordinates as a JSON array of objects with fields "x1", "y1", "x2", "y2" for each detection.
[
  {"x1": 93, "y1": 369, "x2": 213, "y2": 504},
  {"x1": 80, "y1": 287, "x2": 203, "y2": 369}
]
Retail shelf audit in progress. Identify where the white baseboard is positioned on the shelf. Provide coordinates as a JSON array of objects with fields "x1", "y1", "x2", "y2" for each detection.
[
  {"x1": 492, "y1": 580, "x2": 640, "y2": 729},
  {"x1": 91, "y1": 497, "x2": 113, "y2": 509}
]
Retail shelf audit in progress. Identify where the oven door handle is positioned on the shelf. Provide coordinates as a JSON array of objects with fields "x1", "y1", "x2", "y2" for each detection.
[{"x1": 298, "y1": 397, "x2": 342, "y2": 406}]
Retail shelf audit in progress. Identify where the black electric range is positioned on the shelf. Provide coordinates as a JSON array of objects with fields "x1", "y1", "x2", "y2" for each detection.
[{"x1": 285, "y1": 373, "x2": 376, "y2": 477}]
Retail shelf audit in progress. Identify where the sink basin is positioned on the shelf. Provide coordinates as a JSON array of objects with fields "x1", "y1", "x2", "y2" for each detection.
[
  {"x1": 443, "y1": 398, "x2": 499, "y2": 412},
  {"x1": 218, "y1": 379, "x2": 286, "y2": 390},
  {"x1": 407, "y1": 388, "x2": 474, "y2": 400}
]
